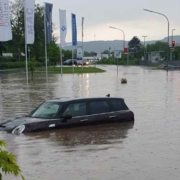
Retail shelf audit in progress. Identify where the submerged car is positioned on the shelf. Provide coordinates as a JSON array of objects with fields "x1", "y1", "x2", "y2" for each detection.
[{"x1": 0, "y1": 95, "x2": 134, "y2": 135}]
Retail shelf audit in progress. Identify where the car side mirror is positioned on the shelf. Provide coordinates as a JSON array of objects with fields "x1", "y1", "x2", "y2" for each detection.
[{"x1": 63, "y1": 113, "x2": 72, "y2": 120}]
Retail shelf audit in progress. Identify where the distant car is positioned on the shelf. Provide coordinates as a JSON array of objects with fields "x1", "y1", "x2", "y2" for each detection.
[
  {"x1": 0, "y1": 95, "x2": 134, "y2": 135},
  {"x1": 77, "y1": 59, "x2": 89, "y2": 66},
  {"x1": 63, "y1": 59, "x2": 77, "y2": 66}
]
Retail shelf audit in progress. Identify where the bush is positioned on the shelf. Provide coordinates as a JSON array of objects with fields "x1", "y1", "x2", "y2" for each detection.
[
  {"x1": 0, "y1": 56, "x2": 19, "y2": 63},
  {"x1": 0, "y1": 140, "x2": 24, "y2": 180},
  {"x1": 0, "y1": 61, "x2": 43, "y2": 70},
  {"x1": 0, "y1": 61, "x2": 25, "y2": 69},
  {"x1": 121, "y1": 78, "x2": 127, "y2": 84}
]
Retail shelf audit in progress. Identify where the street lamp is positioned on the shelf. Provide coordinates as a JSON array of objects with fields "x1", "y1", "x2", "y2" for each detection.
[
  {"x1": 142, "y1": 36, "x2": 147, "y2": 60},
  {"x1": 109, "y1": 26, "x2": 125, "y2": 49},
  {"x1": 143, "y1": 9, "x2": 169, "y2": 69}
]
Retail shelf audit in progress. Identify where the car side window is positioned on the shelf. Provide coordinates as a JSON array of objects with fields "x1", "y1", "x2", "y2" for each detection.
[
  {"x1": 63, "y1": 102, "x2": 87, "y2": 117},
  {"x1": 89, "y1": 101, "x2": 110, "y2": 114},
  {"x1": 110, "y1": 99, "x2": 128, "y2": 111}
]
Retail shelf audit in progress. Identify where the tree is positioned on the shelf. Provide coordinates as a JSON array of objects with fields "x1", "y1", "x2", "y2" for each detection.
[
  {"x1": 102, "y1": 50, "x2": 109, "y2": 54},
  {"x1": 0, "y1": 140, "x2": 24, "y2": 180},
  {"x1": 29, "y1": 58, "x2": 36, "y2": 78},
  {"x1": 128, "y1": 36, "x2": 141, "y2": 58},
  {"x1": 173, "y1": 46, "x2": 180, "y2": 60},
  {"x1": 9, "y1": 0, "x2": 24, "y2": 54},
  {"x1": 146, "y1": 41, "x2": 168, "y2": 60},
  {"x1": 62, "y1": 49, "x2": 72, "y2": 60},
  {"x1": 84, "y1": 51, "x2": 96, "y2": 56},
  {"x1": 48, "y1": 36, "x2": 60, "y2": 68},
  {"x1": 33, "y1": 4, "x2": 45, "y2": 60}
]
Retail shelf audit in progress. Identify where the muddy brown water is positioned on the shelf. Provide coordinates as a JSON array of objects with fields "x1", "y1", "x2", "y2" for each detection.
[{"x1": 0, "y1": 65, "x2": 180, "y2": 180}]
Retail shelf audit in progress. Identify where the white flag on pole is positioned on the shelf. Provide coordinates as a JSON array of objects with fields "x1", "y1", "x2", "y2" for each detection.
[
  {"x1": 59, "y1": 9, "x2": 67, "y2": 47},
  {"x1": 25, "y1": 0, "x2": 35, "y2": 44},
  {"x1": 0, "y1": 0, "x2": 12, "y2": 41}
]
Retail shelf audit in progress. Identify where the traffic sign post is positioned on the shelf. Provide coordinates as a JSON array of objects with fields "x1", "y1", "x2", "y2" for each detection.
[
  {"x1": 114, "y1": 50, "x2": 122, "y2": 59},
  {"x1": 114, "y1": 50, "x2": 122, "y2": 76}
]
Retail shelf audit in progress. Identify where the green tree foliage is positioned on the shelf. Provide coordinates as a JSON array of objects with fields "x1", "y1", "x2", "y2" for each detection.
[
  {"x1": 174, "y1": 46, "x2": 180, "y2": 60},
  {"x1": 146, "y1": 41, "x2": 169, "y2": 60},
  {"x1": 29, "y1": 58, "x2": 36, "y2": 78},
  {"x1": 62, "y1": 49, "x2": 72, "y2": 60},
  {"x1": 84, "y1": 51, "x2": 96, "y2": 56},
  {"x1": 0, "y1": 140, "x2": 24, "y2": 180},
  {"x1": 128, "y1": 36, "x2": 141, "y2": 58},
  {"x1": 0, "y1": 1, "x2": 64, "y2": 70},
  {"x1": 48, "y1": 37, "x2": 60, "y2": 68}
]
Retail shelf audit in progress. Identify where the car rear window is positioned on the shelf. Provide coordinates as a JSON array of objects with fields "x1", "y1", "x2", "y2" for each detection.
[{"x1": 110, "y1": 99, "x2": 128, "y2": 111}]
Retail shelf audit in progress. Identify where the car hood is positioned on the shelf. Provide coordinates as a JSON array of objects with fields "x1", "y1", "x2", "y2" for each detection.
[{"x1": 0, "y1": 117, "x2": 47, "y2": 128}]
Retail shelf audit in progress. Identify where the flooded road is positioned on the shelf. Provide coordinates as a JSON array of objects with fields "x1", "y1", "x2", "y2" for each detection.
[{"x1": 0, "y1": 65, "x2": 180, "y2": 180}]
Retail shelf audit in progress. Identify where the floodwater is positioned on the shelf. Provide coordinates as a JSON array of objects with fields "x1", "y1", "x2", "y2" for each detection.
[{"x1": 0, "y1": 65, "x2": 180, "y2": 180}]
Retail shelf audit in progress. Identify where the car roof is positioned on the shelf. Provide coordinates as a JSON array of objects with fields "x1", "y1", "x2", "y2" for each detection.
[{"x1": 46, "y1": 97, "x2": 124, "y2": 103}]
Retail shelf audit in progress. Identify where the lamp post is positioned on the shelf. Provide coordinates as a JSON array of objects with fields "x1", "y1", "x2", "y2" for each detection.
[
  {"x1": 172, "y1": 29, "x2": 175, "y2": 42},
  {"x1": 143, "y1": 9, "x2": 169, "y2": 70},
  {"x1": 109, "y1": 26, "x2": 128, "y2": 65},
  {"x1": 142, "y1": 36, "x2": 147, "y2": 60},
  {"x1": 109, "y1": 26, "x2": 125, "y2": 49},
  {"x1": 171, "y1": 29, "x2": 175, "y2": 60}
]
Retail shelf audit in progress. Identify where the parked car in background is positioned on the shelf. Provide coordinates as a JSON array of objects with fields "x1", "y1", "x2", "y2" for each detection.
[
  {"x1": 0, "y1": 95, "x2": 134, "y2": 135},
  {"x1": 63, "y1": 59, "x2": 77, "y2": 66},
  {"x1": 77, "y1": 59, "x2": 89, "y2": 66}
]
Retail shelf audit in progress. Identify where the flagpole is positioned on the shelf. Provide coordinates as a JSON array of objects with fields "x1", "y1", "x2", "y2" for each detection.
[
  {"x1": 72, "y1": 46, "x2": 74, "y2": 74},
  {"x1": 24, "y1": 1, "x2": 28, "y2": 84},
  {"x1": 44, "y1": 3, "x2": 48, "y2": 82},
  {"x1": 59, "y1": 9, "x2": 63, "y2": 75},
  {"x1": 71, "y1": 13, "x2": 74, "y2": 74},
  {"x1": 60, "y1": 45, "x2": 63, "y2": 75},
  {"x1": 82, "y1": 17, "x2": 84, "y2": 70}
]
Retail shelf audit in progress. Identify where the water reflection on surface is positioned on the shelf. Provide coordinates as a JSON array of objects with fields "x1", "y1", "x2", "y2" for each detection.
[{"x1": 0, "y1": 66, "x2": 180, "y2": 180}]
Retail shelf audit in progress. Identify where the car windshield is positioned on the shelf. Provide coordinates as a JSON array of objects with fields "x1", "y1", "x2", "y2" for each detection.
[{"x1": 30, "y1": 102, "x2": 62, "y2": 119}]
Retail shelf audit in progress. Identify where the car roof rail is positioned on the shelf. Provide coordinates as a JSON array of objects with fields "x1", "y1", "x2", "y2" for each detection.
[{"x1": 53, "y1": 97, "x2": 70, "y2": 99}]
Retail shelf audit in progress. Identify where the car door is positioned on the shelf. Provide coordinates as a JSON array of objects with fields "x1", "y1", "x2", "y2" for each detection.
[
  {"x1": 47, "y1": 101, "x2": 89, "y2": 130},
  {"x1": 109, "y1": 99, "x2": 130, "y2": 122},
  {"x1": 87, "y1": 99, "x2": 112, "y2": 125},
  {"x1": 61, "y1": 101, "x2": 89, "y2": 127}
]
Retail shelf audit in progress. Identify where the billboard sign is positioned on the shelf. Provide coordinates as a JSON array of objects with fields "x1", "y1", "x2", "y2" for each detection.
[{"x1": 77, "y1": 46, "x2": 83, "y2": 60}]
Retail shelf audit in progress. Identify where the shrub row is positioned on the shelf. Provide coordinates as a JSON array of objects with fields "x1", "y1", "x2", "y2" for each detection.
[
  {"x1": 97, "y1": 58, "x2": 141, "y2": 65},
  {"x1": 0, "y1": 61, "x2": 43, "y2": 70},
  {"x1": 0, "y1": 56, "x2": 21, "y2": 63}
]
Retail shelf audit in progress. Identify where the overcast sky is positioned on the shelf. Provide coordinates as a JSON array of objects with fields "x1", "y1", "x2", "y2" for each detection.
[{"x1": 36, "y1": 0, "x2": 180, "y2": 43}]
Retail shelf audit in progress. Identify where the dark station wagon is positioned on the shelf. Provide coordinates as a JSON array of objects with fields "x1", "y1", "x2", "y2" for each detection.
[{"x1": 0, "y1": 96, "x2": 134, "y2": 135}]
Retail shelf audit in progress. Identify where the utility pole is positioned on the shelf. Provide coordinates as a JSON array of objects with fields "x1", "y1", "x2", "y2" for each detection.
[{"x1": 142, "y1": 36, "x2": 147, "y2": 60}]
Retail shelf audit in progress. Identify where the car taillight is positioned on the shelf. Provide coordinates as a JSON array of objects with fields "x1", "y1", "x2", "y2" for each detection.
[{"x1": 130, "y1": 111, "x2": 134, "y2": 120}]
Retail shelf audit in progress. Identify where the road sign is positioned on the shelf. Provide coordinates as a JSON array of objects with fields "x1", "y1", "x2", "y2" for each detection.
[
  {"x1": 114, "y1": 50, "x2": 122, "y2": 59},
  {"x1": 124, "y1": 48, "x2": 128, "y2": 53},
  {"x1": 77, "y1": 46, "x2": 83, "y2": 60}
]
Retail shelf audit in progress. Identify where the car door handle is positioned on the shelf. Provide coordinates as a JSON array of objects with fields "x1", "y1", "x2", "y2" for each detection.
[
  {"x1": 109, "y1": 116, "x2": 116, "y2": 119},
  {"x1": 80, "y1": 119, "x2": 88, "y2": 122}
]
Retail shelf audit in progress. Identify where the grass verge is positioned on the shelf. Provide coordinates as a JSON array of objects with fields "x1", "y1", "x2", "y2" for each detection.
[{"x1": 36, "y1": 66, "x2": 106, "y2": 74}]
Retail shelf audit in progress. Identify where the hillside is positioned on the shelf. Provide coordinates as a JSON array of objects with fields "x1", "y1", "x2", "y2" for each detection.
[{"x1": 62, "y1": 35, "x2": 180, "y2": 53}]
